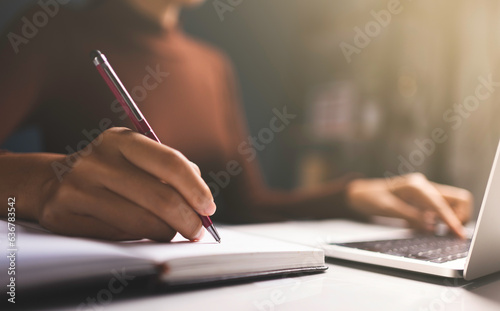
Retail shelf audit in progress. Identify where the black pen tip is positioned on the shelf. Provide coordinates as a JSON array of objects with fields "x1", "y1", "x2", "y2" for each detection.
[{"x1": 89, "y1": 50, "x2": 102, "y2": 61}]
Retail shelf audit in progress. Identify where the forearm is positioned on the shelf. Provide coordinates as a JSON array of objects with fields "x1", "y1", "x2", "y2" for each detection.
[
  {"x1": 0, "y1": 153, "x2": 63, "y2": 221},
  {"x1": 259, "y1": 177, "x2": 366, "y2": 221},
  {"x1": 218, "y1": 173, "x2": 368, "y2": 223}
]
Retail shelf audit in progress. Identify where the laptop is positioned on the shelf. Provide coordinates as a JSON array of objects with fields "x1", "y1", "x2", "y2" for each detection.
[{"x1": 324, "y1": 140, "x2": 500, "y2": 280}]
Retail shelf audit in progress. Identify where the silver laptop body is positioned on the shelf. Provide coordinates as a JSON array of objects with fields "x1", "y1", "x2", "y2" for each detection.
[{"x1": 325, "y1": 140, "x2": 500, "y2": 280}]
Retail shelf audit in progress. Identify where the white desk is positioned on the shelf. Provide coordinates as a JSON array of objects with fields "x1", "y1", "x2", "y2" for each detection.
[
  {"x1": 86, "y1": 220, "x2": 500, "y2": 311},
  {"x1": 97, "y1": 261, "x2": 500, "y2": 311}
]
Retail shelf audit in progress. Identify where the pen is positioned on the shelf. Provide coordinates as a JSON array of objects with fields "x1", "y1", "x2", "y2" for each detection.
[{"x1": 90, "y1": 50, "x2": 221, "y2": 243}]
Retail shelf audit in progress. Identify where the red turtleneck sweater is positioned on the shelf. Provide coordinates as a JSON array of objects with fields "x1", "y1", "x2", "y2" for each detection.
[{"x1": 0, "y1": 0, "x2": 361, "y2": 223}]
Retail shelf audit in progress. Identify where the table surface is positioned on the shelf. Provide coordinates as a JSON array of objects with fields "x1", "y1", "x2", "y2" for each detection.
[{"x1": 48, "y1": 220, "x2": 500, "y2": 311}]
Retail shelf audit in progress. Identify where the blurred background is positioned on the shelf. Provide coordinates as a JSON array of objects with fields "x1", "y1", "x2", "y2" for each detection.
[{"x1": 2, "y1": 0, "x2": 500, "y2": 219}]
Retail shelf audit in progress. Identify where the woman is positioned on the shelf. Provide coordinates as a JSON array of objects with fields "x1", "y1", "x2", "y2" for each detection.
[{"x1": 0, "y1": 0, "x2": 471, "y2": 241}]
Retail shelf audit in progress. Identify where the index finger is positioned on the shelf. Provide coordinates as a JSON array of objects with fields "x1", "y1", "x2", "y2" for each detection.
[
  {"x1": 431, "y1": 182, "x2": 472, "y2": 223},
  {"x1": 115, "y1": 130, "x2": 215, "y2": 215},
  {"x1": 401, "y1": 177, "x2": 465, "y2": 238}
]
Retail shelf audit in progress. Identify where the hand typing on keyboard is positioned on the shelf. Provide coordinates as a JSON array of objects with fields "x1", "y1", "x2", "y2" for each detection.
[{"x1": 346, "y1": 173, "x2": 472, "y2": 238}]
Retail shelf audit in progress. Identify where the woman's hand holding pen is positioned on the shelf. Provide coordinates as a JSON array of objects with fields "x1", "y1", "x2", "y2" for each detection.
[
  {"x1": 38, "y1": 127, "x2": 216, "y2": 241},
  {"x1": 346, "y1": 173, "x2": 472, "y2": 238}
]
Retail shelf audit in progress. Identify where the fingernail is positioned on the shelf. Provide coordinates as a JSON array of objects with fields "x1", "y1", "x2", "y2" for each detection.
[
  {"x1": 199, "y1": 200, "x2": 216, "y2": 215},
  {"x1": 206, "y1": 201, "x2": 216, "y2": 215},
  {"x1": 194, "y1": 190, "x2": 216, "y2": 215}
]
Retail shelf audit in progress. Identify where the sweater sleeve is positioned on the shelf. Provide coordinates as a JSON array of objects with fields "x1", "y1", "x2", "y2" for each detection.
[{"x1": 216, "y1": 57, "x2": 366, "y2": 223}]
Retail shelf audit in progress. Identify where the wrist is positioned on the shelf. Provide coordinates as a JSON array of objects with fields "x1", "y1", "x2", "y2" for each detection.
[
  {"x1": 0, "y1": 153, "x2": 65, "y2": 221},
  {"x1": 344, "y1": 178, "x2": 372, "y2": 218}
]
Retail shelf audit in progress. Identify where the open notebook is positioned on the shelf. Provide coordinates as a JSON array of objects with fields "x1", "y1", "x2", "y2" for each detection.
[{"x1": 0, "y1": 220, "x2": 326, "y2": 290}]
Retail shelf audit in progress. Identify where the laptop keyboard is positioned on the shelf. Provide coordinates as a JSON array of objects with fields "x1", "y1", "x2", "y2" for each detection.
[{"x1": 333, "y1": 236, "x2": 471, "y2": 263}]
